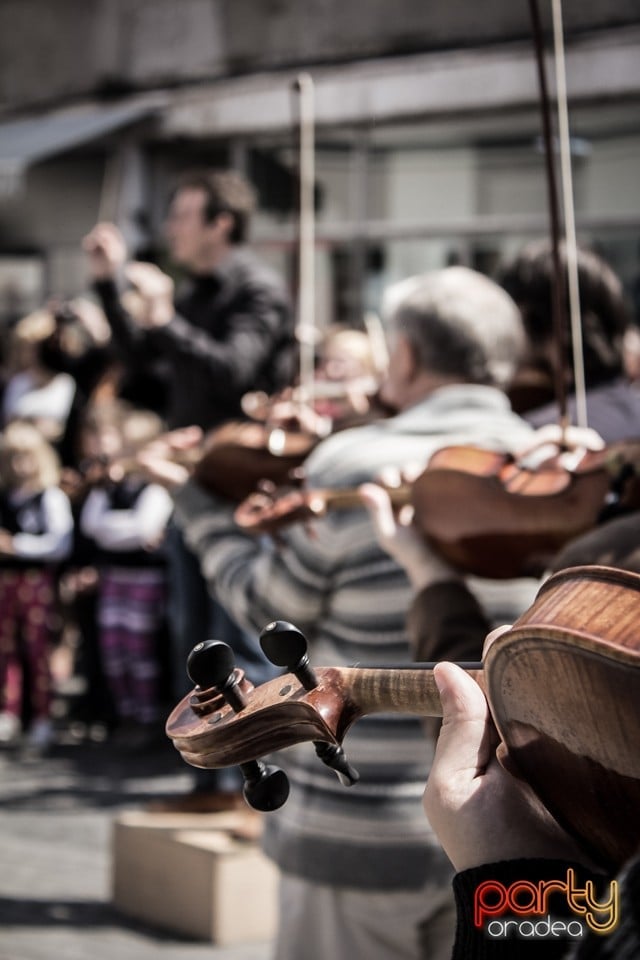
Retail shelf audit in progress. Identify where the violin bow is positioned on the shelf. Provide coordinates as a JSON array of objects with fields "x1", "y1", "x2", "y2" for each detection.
[
  {"x1": 528, "y1": 0, "x2": 588, "y2": 436},
  {"x1": 292, "y1": 73, "x2": 317, "y2": 411},
  {"x1": 550, "y1": 0, "x2": 588, "y2": 430}
]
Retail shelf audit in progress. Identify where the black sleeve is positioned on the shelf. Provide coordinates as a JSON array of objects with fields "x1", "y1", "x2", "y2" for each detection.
[
  {"x1": 570, "y1": 854, "x2": 640, "y2": 960},
  {"x1": 146, "y1": 282, "x2": 292, "y2": 400},
  {"x1": 452, "y1": 859, "x2": 614, "y2": 960}
]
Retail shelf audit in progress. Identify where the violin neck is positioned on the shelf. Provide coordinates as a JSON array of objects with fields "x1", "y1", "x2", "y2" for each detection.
[
  {"x1": 321, "y1": 484, "x2": 411, "y2": 512},
  {"x1": 338, "y1": 663, "x2": 484, "y2": 718},
  {"x1": 295, "y1": 375, "x2": 380, "y2": 403},
  {"x1": 106, "y1": 444, "x2": 203, "y2": 479}
]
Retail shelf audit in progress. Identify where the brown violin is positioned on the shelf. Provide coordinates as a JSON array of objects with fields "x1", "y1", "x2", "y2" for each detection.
[
  {"x1": 192, "y1": 420, "x2": 316, "y2": 502},
  {"x1": 234, "y1": 480, "x2": 411, "y2": 535},
  {"x1": 166, "y1": 564, "x2": 640, "y2": 871},
  {"x1": 232, "y1": 439, "x2": 640, "y2": 578},
  {"x1": 196, "y1": 376, "x2": 395, "y2": 504},
  {"x1": 409, "y1": 440, "x2": 640, "y2": 579}
]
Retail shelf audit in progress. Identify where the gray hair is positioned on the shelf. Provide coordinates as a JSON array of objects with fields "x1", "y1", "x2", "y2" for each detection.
[{"x1": 382, "y1": 266, "x2": 526, "y2": 388}]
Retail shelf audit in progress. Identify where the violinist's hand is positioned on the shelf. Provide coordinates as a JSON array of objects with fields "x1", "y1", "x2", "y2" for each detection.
[
  {"x1": 136, "y1": 426, "x2": 203, "y2": 491},
  {"x1": 359, "y1": 471, "x2": 456, "y2": 592},
  {"x1": 518, "y1": 423, "x2": 606, "y2": 470},
  {"x1": 532, "y1": 423, "x2": 605, "y2": 452},
  {"x1": 124, "y1": 262, "x2": 174, "y2": 328},
  {"x1": 267, "y1": 397, "x2": 332, "y2": 440},
  {"x1": 69, "y1": 297, "x2": 111, "y2": 345},
  {"x1": 423, "y1": 656, "x2": 594, "y2": 872},
  {"x1": 82, "y1": 223, "x2": 127, "y2": 281}
]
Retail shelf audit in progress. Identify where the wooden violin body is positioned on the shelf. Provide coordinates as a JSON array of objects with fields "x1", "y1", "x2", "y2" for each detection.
[
  {"x1": 193, "y1": 390, "x2": 392, "y2": 504},
  {"x1": 166, "y1": 565, "x2": 640, "y2": 871},
  {"x1": 410, "y1": 445, "x2": 611, "y2": 578},
  {"x1": 484, "y1": 564, "x2": 640, "y2": 870},
  {"x1": 192, "y1": 420, "x2": 316, "y2": 502},
  {"x1": 410, "y1": 442, "x2": 640, "y2": 578}
]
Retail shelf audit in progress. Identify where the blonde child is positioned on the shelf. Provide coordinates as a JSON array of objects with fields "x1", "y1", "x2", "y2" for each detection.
[
  {"x1": 1, "y1": 308, "x2": 77, "y2": 443},
  {"x1": 0, "y1": 420, "x2": 73, "y2": 748}
]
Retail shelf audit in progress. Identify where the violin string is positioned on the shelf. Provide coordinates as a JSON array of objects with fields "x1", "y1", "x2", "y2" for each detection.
[
  {"x1": 551, "y1": 0, "x2": 588, "y2": 430},
  {"x1": 294, "y1": 73, "x2": 317, "y2": 410}
]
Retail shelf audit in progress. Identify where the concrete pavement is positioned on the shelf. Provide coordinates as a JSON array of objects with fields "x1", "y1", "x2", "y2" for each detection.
[{"x1": 0, "y1": 721, "x2": 273, "y2": 960}]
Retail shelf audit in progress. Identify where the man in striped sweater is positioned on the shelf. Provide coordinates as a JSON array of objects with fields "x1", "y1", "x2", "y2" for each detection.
[{"x1": 145, "y1": 266, "x2": 539, "y2": 960}]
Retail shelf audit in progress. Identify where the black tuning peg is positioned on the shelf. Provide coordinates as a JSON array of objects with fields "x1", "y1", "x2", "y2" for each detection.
[
  {"x1": 241, "y1": 761, "x2": 290, "y2": 811},
  {"x1": 260, "y1": 620, "x2": 360, "y2": 787},
  {"x1": 187, "y1": 639, "x2": 290, "y2": 810},
  {"x1": 259, "y1": 620, "x2": 318, "y2": 691},
  {"x1": 314, "y1": 742, "x2": 360, "y2": 787},
  {"x1": 186, "y1": 639, "x2": 247, "y2": 712}
]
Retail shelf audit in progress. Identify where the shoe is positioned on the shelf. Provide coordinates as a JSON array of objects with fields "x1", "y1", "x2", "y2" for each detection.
[
  {"x1": 146, "y1": 790, "x2": 248, "y2": 814},
  {"x1": 0, "y1": 712, "x2": 20, "y2": 745},
  {"x1": 26, "y1": 718, "x2": 54, "y2": 751}
]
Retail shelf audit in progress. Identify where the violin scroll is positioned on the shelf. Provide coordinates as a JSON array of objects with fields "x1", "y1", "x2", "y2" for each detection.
[
  {"x1": 185, "y1": 638, "x2": 290, "y2": 811},
  {"x1": 167, "y1": 624, "x2": 363, "y2": 803}
]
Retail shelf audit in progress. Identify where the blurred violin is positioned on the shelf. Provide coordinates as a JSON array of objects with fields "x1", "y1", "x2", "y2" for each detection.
[
  {"x1": 233, "y1": 438, "x2": 640, "y2": 578},
  {"x1": 60, "y1": 444, "x2": 201, "y2": 503},
  {"x1": 234, "y1": 479, "x2": 410, "y2": 535},
  {"x1": 191, "y1": 420, "x2": 315, "y2": 503},
  {"x1": 409, "y1": 440, "x2": 640, "y2": 578},
  {"x1": 196, "y1": 377, "x2": 395, "y2": 504},
  {"x1": 166, "y1": 565, "x2": 640, "y2": 870}
]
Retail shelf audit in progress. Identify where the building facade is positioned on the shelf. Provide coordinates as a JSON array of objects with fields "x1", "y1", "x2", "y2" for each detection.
[{"x1": 1, "y1": 0, "x2": 639, "y2": 330}]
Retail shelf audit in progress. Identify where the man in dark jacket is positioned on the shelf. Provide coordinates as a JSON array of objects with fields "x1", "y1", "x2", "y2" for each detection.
[
  {"x1": 83, "y1": 168, "x2": 295, "y2": 430},
  {"x1": 83, "y1": 170, "x2": 295, "y2": 807}
]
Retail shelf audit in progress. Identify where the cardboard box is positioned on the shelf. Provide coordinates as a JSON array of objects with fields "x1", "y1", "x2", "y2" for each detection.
[{"x1": 112, "y1": 810, "x2": 279, "y2": 944}]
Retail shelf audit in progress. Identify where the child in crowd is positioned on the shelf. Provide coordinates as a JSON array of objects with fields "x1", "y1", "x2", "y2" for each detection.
[
  {"x1": 311, "y1": 324, "x2": 385, "y2": 426},
  {"x1": 0, "y1": 420, "x2": 73, "y2": 748},
  {"x1": 1, "y1": 308, "x2": 77, "y2": 445},
  {"x1": 242, "y1": 323, "x2": 387, "y2": 441},
  {"x1": 78, "y1": 402, "x2": 173, "y2": 745}
]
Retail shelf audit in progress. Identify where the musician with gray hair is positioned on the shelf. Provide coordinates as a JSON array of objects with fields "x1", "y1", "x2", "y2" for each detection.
[{"x1": 140, "y1": 265, "x2": 539, "y2": 960}]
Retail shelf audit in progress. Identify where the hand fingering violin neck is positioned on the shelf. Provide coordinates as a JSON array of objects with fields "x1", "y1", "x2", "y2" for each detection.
[{"x1": 167, "y1": 565, "x2": 640, "y2": 873}]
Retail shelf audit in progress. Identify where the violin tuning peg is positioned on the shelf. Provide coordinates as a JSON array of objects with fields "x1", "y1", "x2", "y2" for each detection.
[
  {"x1": 187, "y1": 640, "x2": 234, "y2": 689},
  {"x1": 186, "y1": 640, "x2": 247, "y2": 712},
  {"x1": 259, "y1": 621, "x2": 317, "y2": 690},
  {"x1": 259, "y1": 620, "x2": 306, "y2": 666},
  {"x1": 240, "y1": 760, "x2": 290, "y2": 811},
  {"x1": 314, "y1": 742, "x2": 360, "y2": 787}
]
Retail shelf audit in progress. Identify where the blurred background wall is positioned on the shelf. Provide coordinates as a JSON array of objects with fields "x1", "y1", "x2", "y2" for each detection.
[{"x1": 1, "y1": 0, "x2": 639, "y2": 330}]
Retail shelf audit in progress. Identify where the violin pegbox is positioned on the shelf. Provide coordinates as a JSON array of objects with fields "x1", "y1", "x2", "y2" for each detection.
[
  {"x1": 183, "y1": 638, "x2": 290, "y2": 811},
  {"x1": 166, "y1": 625, "x2": 361, "y2": 808}
]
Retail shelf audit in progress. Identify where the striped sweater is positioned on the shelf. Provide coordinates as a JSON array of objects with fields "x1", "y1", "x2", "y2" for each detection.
[{"x1": 173, "y1": 384, "x2": 538, "y2": 890}]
